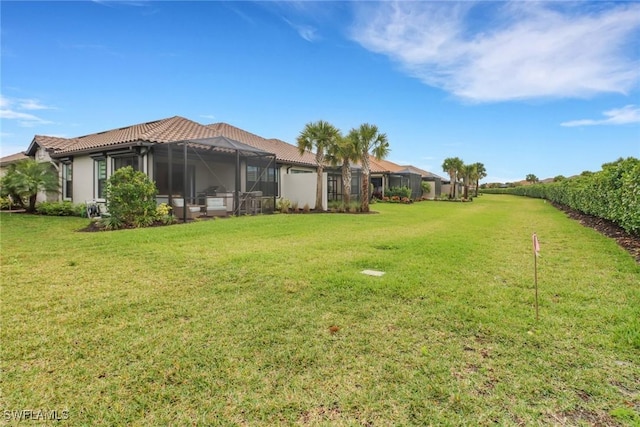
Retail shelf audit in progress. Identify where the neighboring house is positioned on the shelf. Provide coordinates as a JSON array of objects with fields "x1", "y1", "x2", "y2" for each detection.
[
  {"x1": 0, "y1": 151, "x2": 59, "y2": 205},
  {"x1": 398, "y1": 165, "x2": 445, "y2": 199},
  {"x1": 0, "y1": 152, "x2": 29, "y2": 178},
  {"x1": 367, "y1": 157, "x2": 423, "y2": 200}
]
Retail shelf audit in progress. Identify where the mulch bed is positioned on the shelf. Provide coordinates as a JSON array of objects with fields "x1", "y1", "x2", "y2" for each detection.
[{"x1": 550, "y1": 202, "x2": 640, "y2": 263}]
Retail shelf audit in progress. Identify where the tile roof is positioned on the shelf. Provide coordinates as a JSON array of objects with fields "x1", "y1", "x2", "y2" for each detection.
[
  {"x1": 368, "y1": 157, "x2": 403, "y2": 173},
  {"x1": 366, "y1": 157, "x2": 443, "y2": 179},
  {"x1": 399, "y1": 165, "x2": 445, "y2": 180},
  {"x1": 26, "y1": 116, "x2": 441, "y2": 179},
  {"x1": 57, "y1": 116, "x2": 225, "y2": 154},
  {"x1": 0, "y1": 151, "x2": 29, "y2": 165},
  {"x1": 207, "y1": 123, "x2": 317, "y2": 167}
]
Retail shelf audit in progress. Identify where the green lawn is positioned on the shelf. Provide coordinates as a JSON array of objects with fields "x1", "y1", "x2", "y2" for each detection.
[{"x1": 1, "y1": 195, "x2": 639, "y2": 426}]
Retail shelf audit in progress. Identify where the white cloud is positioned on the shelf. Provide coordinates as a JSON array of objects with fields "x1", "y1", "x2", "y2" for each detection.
[
  {"x1": 0, "y1": 96, "x2": 55, "y2": 127},
  {"x1": 19, "y1": 99, "x2": 54, "y2": 110},
  {"x1": 561, "y1": 105, "x2": 640, "y2": 127},
  {"x1": 350, "y1": 2, "x2": 640, "y2": 102},
  {"x1": 284, "y1": 18, "x2": 319, "y2": 42}
]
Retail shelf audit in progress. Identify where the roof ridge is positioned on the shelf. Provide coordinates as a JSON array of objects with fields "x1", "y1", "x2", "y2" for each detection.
[
  {"x1": 208, "y1": 122, "x2": 272, "y2": 142},
  {"x1": 75, "y1": 116, "x2": 180, "y2": 140},
  {"x1": 138, "y1": 116, "x2": 200, "y2": 142}
]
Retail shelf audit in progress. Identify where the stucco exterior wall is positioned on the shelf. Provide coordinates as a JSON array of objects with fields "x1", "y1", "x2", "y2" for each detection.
[
  {"x1": 281, "y1": 171, "x2": 327, "y2": 210},
  {"x1": 72, "y1": 156, "x2": 95, "y2": 202}
]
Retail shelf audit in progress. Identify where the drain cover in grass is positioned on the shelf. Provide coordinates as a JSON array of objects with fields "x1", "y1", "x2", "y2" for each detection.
[{"x1": 361, "y1": 269, "x2": 385, "y2": 277}]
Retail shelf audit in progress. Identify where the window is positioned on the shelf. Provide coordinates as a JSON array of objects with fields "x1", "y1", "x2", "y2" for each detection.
[
  {"x1": 327, "y1": 174, "x2": 339, "y2": 201},
  {"x1": 62, "y1": 163, "x2": 73, "y2": 200},
  {"x1": 113, "y1": 155, "x2": 139, "y2": 171},
  {"x1": 246, "y1": 162, "x2": 276, "y2": 196},
  {"x1": 95, "y1": 159, "x2": 106, "y2": 198}
]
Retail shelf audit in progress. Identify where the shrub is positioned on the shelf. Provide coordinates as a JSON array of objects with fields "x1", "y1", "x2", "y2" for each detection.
[
  {"x1": 386, "y1": 186, "x2": 411, "y2": 199},
  {"x1": 482, "y1": 157, "x2": 640, "y2": 235},
  {"x1": 105, "y1": 166, "x2": 158, "y2": 228},
  {"x1": 421, "y1": 182, "x2": 432, "y2": 198},
  {"x1": 156, "y1": 203, "x2": 176, "y2": 225},
  {"x1": 0, "y1": 159, "x2": 58, "y2": 212},
  {"x1": 0, "y1": 196, "x2": 13, "y2": 210},
  {"x1": 276, "y1": 198, "x2": 291, "y2": 213},
  {"x1": 35, "y1": 201, "x2": 84, "y2": 216}
]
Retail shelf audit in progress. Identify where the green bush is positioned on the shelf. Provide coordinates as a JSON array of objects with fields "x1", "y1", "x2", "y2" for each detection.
[
  {"x1": 386, "y1": 186, "x2": 411, "y2": 199},
  {"x1": 420, "y1": 182, "x2": 432, "y2": 198},
  {"x1": 276, "y1": 198, "x2": 291, "y2": 213},
  {"x1": 35, "y1": 201, "x2": 84, "y2": 216},
  {"x1": 105, "y1": 166, "x2": 158, "y2": 228},
  {"x1": 482, "y1": 157, "x2": 640, "y2": 235},
  {"x1": 0, "y1": 196, "x2": 13, "y2": 210}
]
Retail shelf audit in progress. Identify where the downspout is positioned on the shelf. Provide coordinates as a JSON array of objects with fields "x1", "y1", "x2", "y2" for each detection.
[
  {"x1": 168, "y1": 144, "x2": 173, "y2": 208},
  {"x1": 183, "y1": 143, "x2": 188, "y2": 223},
  {"x1": 272, "y1": 156, "x2": 277, "y2": 213},
  {"x1": 234, "y1": 149, "x2": 241, "y2": 216}
]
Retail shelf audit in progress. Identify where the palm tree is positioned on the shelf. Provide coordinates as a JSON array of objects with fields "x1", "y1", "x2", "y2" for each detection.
[
  {"x1": 462, "y1": 163, "x2": 477, "y2": 199},
  {"x1": 0, "y1": 159, "x2": 59, "y2": 212},
  {"x1": 296, "y1": 120, "x2": 340, "y2": 211},
  {"x1": 442, "y1": 157, "x2": 464, "y2": 199},
  {"x1": 350, "y1": 123, "x2": 390, "y2": 212},
  {"x1": 525, "y1": 173, "x2": 539, "y2": 184},
  {"x1": 326, "y1": 133, "x2": 358, "y2": 207},
  {"x1": 473, "y1": 162, "x2": 487, "y2": 197}
]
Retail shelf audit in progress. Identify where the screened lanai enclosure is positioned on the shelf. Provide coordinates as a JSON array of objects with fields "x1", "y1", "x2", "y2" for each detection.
[
  {"x1": 152, "y1": 137, "x2": 276, "y2": 222},
  {"x1": 388, "y1": 169, "x2": 423, "y2": 200}
]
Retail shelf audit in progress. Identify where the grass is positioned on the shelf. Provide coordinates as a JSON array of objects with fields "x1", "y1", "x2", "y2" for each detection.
[{"x1": 1, "y1": 195, "x2": 639, "y2": 425}]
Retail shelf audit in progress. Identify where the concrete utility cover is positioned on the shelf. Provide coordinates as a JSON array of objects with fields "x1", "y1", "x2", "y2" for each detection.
[{"x1": 361, "y1": 269, "x2": 385, "y2": 277}]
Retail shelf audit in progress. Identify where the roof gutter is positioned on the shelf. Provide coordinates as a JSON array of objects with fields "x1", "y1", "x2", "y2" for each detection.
[{"x1": 50, "y1": 140, "x2": 155, "y2": 159}]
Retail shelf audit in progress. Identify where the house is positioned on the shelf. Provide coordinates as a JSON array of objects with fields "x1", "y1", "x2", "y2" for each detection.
[
  {"x1": 7, "y1": 115, "x2": 447, "y2": 214},
  {"x1": 22, "y1": 116, "x2": 279, "y2": 217},
  {"x1": 0, "y1": 152, "x2": 30, "y2": 178},
  {"x1": 366, "y1": 158, "x2": 446, "y2": 200},
  {"x1": 206, "y1": 123, "x2": 329, "y2": 210}
]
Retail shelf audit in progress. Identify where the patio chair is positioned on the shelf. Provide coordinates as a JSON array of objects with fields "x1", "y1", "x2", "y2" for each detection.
[
  {"x1": 171, "y1": 198, "x2": 201, "y2": 220},
  {"x1": 206, "y1": 197, "x2": 227, "y2": 217}
]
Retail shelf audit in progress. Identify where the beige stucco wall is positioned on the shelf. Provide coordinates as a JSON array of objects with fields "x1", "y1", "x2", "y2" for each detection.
[
  {"x1": 32, "y1": 147, "x2": 59, "y2": 203},
  {"x1": 281, "y1": 171, "x2": 327, "y2": 210},
  {"x1": 72, "y1": 156, "x2": 95, "y2": 202}
]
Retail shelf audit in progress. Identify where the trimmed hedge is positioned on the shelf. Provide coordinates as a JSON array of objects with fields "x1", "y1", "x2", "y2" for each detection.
[
  {"x1": 35, "y1": 201, "x2": 85, "y2": 217},
  {"x1": 482, "y1": 157, "x2": 640, "y2": 235}
]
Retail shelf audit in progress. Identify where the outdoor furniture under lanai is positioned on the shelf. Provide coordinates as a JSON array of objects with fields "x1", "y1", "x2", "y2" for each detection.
[
  {"x1": 171, "y1": 198, "x2": 202, "y2": 220},
  {"x1": 206, "y1": 197, "x2": 227, "y2": 217}
]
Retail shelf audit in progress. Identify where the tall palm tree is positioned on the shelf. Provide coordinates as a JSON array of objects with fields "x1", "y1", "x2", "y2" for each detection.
[
  {"x1": 473, "y1": 162, "x2": 486, "y2": 197},
  {"x1": 462, "y1": 163, "x2": 477, "y2": 199},
  {"x1": 326, "y1": 133, "x2": 358, "y2": 206},
  {"x1": 442, "y1": 157, "x2": 464, "y2": 199},
  {"x1": 296, "y1": 120, "x2": 340, "y2": 211},
  {"x1": 0, "y1": 159, "x2": 59, "y2": 212},
  {"x1": 350, "y1": 123, "x2": 390, "y2": 212}
]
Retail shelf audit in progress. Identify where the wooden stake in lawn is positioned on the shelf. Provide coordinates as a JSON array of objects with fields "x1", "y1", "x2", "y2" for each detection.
[{"x1": 533, "y1": 232, "x2": 541, "y2": 321}]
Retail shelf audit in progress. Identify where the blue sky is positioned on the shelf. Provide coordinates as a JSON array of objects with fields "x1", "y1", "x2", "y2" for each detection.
[{"x1": 1, "y1": 1, "x2": 639, "y2": 183}]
